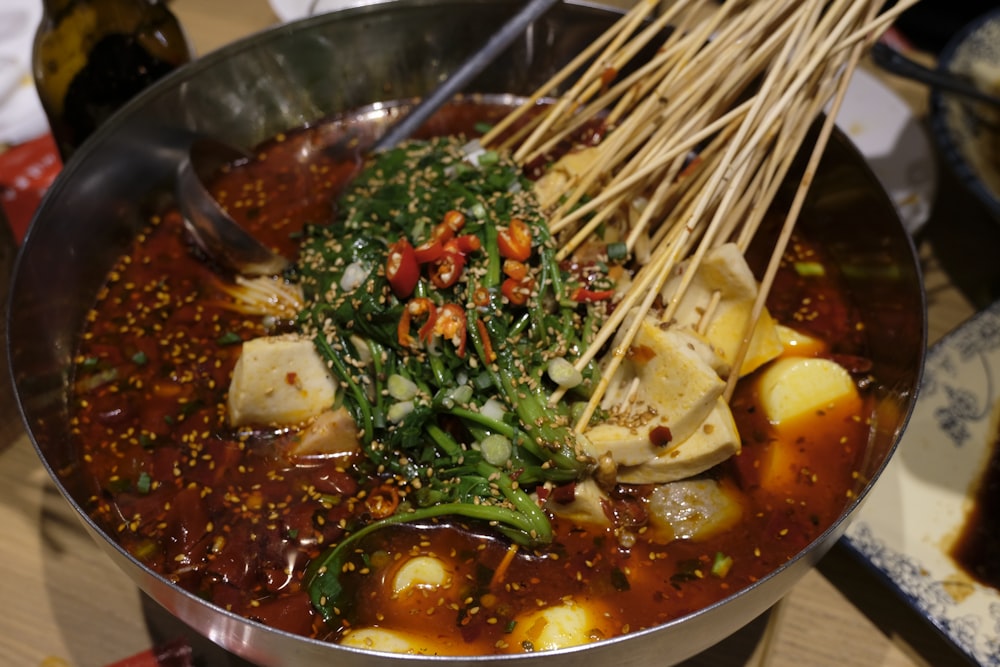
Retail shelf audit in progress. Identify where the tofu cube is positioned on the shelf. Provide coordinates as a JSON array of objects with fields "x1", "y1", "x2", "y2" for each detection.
[
  {"x1": 228, "y1": 334, "x2": 336, "y2": 427},
  {"x1": 286, "y1": 406, "x2": 360, "y2": 458}
]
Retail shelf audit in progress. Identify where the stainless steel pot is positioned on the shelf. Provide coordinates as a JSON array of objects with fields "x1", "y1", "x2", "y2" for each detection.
[{"x1": 7, "y1": 1, "x2": 926, "y2": 664}]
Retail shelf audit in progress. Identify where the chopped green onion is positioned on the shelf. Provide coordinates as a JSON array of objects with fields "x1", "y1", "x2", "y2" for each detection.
[
  {"x1": 473, "y1": 371, "x2": 494, "y2": 391},
  {"x1": 477, "y1": 150, "x2": 500, "y2": 166},
  {"x1": 480, "y1": 398, "x2": 507, "y2": 422},
  {"x1": 480, "y1": 434, "x2": 513, "y2": 466},
  {"x1": 793, "y1": 261, "x2": 825, "y2": 277},
  {"x1": 75, "y1": 367, "x2": 118, "y2": 393},
  {"x1": 133, "y1": 539, "x2": 158, "y2": 561},
  {"x1": 445, "y1": 384, "x2": 474, "y2": 407},
  {"x1": 547, "y1": 357, "x2": 583, "y2": 388},
  {"x1": 216, "y1": 331, "x2": 242, "y2": 346},
  {"x1": 387, "y1": 400, "x2": 415, "y2": 423},
  {"x1": 711, "y1": 551, "x2": 733, "y2": 578},
  {"x1": 387, "y1": 374, "x2": 419, "y2": 401},
  {"x1": 607, "y1": 242, "x2": 628, "y2": 261},
  {"x1": 136, "y1": 471, "x2": 152, "y2": 494}
]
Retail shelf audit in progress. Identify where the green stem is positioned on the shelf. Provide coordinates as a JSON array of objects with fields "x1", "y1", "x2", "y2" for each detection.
[{"x1": 305, "y1": 498, "x2": 547, "y2": 623}]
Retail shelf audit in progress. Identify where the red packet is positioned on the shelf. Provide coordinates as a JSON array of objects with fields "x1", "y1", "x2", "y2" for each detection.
[{"x1": 0, "y1": 133, "x2": 62, "y2": 243}]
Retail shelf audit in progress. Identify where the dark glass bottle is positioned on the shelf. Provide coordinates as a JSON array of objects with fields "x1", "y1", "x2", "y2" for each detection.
[{"x1": 32, "y1": 0, "x2": 193, "y2": 160}]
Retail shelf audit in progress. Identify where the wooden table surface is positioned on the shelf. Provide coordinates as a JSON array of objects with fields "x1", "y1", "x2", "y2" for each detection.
[{"x1": 2, "y1": 1, "x2": 996, "y2": 665}]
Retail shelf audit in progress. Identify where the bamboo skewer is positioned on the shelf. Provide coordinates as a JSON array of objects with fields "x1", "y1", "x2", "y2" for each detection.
[
  {"x1": 483, "y1": 0, "x2": 921, "y2": 422},
  {"x1": 479, "y1": 0, "x2": 656, "y2": 150},
  {"x1": 722, "y1": 2, "x2": 886, "y2": 402}
]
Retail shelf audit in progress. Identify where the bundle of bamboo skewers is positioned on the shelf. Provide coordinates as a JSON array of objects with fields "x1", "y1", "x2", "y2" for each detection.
[{"x1": 480, "y1": 0, "x2": 920, "y2": 427}]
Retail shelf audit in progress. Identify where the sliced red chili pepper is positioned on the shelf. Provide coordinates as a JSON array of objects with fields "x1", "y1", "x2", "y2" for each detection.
[
  {"x1": 679, "y1": 154, "x2": 703, "y2": 180},
  {"x1": 398, "y1": 298, "x2": 437, "y2": 347},
  {"x1": 365, "y1": 483, "x2": 400, "y2": 519},
  {"x1": 414, "y1": 239, "x2": 444, "y2": 264},
  {"x1": 397, "y1": 308, "x2": 412, "y2": 347},
  {"x1": 431, "y1": 223, "x2": 454, "y2": 244},
  {"x1": 501, "y1": 276, "x2": 534, "y2": 306},
  {"x1": 434, "y1": 303, "x2": 467, "y2": 357},
  {"x1": 572, "y1": 286, "x2": 616, "y2": 302},
  {"x1": 412, "y1": 298, "x2": 438, "y2": 342},
  {"x1": 497, "y1": 218, "x2": 532, "y2": 262},
  {"x1": 430, "y1": 209, "x2": 466, "y2": 244},
  {"x1": 549, "y1": 481, "x2": 578, "y2": 504},
  {"x1": 430, "y1": 250, "x2": 466, "y2": 289},
  {"x1": 454, "y1": 233, "x2": 481, "y2": 254},
  {"x1": 502, "y1": 259, "x2": 528, "y2": 281},
  {"x1": 476, "y1": 318, "x2": 496, "y2": 362},
  {"x1": 441, "y1": 209, "x2": 466, "y2": 234},
  {"x1": 385, "y1": 238, "x2": 419, "y2": 299},
  {"x1": 600, "y1": 66, "x2": 618, "y2": 87},
  {"x1": 472, "y1": 286, "x2": 491, "y2": 309}
]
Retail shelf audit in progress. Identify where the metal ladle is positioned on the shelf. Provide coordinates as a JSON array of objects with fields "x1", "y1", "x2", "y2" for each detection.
[
  {"x1": 177, "y1": 0, "x2": 561, "y2": 276},
  {"x1": 176, "y1": 138, "x2": 290, "y2": 276}
]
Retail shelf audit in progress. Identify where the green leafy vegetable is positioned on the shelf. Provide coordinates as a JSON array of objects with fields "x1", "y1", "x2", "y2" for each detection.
[{"x1": 296, "y1": 137, "x2": 611, "y2": 623}]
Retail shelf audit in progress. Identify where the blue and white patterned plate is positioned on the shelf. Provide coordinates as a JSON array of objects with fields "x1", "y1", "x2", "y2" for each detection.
[{"x1": 844, "y1": 299, "x2": 1000, "y2": 666}]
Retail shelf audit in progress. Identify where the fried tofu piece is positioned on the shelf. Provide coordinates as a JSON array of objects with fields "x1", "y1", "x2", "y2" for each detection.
[
  {"x1": 590, "y1": 320, "x2": 725, "y2": 466},
  {"x1": 661, "y1": 242, "x2": 783, "y2": 377},
  {"x1": 615, "y1": 398, "x2": 740, "y2": 484}
]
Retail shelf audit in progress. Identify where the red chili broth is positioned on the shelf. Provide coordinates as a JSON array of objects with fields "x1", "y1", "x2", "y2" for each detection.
[{"x1": 68, "y1": 101, "x2": 875, "y2": 654}]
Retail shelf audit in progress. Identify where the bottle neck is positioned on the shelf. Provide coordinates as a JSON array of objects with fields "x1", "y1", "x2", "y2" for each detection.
[
  {"x1": 41, "y1": 0, "x2": 81, "y2": 18},
  {"x1": 41, "y1": 0, "x2": 160, "y2": 19}
]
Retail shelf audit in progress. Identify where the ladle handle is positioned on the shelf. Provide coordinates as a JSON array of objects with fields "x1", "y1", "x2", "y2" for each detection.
[
  {"x1": 372, "y1": 0, "x2": 562, "y2": 151},
  {"x1": 871, "y1": 41, "x2": 1000, "y2": 108}
]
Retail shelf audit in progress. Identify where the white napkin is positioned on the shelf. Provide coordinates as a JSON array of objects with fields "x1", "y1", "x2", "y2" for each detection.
[{"x1": 0, "y1": 1, "x2": 48, "y2": 146}]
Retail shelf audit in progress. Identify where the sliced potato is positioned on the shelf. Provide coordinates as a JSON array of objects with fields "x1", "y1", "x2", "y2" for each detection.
[
  {"x1": 533, "y1": 146, "x2": 600, "y2": 207},
  {"x1": 758, "y1": 356, "x2": 859, "y2": 425},
  {"x1": 392, "y1": 556, "x2": 451, "y2": 596},
  {"x1": 774, "y1": 323, "x2": 827, "y2": 358},
  {"x1": 754, "y1": 356, "x2": 864, "y2": 492},
  {"x1": 340, "y1": 627, "x2": 431, "y2": 654},
  {"x1": 508, "y1": 600, "x2": 605, "y2": 652}
]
